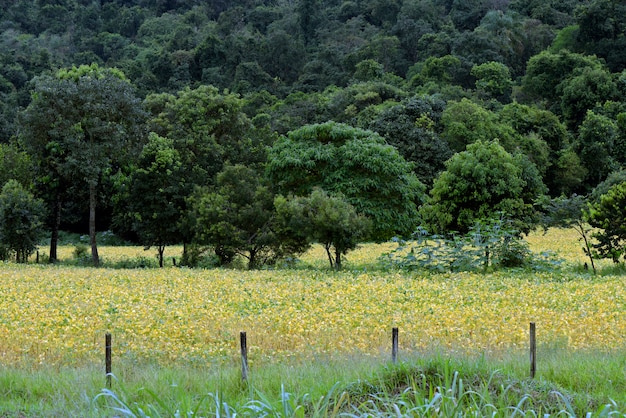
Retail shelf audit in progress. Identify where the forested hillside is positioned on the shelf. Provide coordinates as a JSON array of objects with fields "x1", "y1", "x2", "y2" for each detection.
[{"x1": 1, "y1": 0, "x2": 626, "y2": 267}]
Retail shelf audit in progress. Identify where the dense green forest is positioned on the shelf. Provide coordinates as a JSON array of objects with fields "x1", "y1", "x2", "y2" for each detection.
[{"x1": 1, "y1": 0, "x2": 626, "y2": 268}]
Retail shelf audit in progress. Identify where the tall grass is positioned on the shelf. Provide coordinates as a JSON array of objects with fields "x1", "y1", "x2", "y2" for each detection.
[{"x1": 2, "y1": 351, "x2": 626, "y2": 416}]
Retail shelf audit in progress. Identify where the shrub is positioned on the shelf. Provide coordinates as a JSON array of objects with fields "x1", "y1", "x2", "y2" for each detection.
[
  {"x1": 381, "y1": 216, "x2": 537, "y2": 272},
  {"x1": 0, "y1": 179, "x2": 45, "y2": 262}
]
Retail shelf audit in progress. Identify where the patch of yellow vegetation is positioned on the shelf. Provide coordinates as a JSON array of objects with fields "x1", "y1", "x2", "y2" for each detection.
[
  {"x1": 526, "y1": 228, "x2": 582, "y2": 263},
  {"x1": 1, "y1": 242, "x2": 625, "y2": 367}
]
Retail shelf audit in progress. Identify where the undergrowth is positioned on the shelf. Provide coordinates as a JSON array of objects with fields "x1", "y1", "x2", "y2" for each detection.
[{"x1": 93, "y1": 360, "x2": 626, "y2": 417}]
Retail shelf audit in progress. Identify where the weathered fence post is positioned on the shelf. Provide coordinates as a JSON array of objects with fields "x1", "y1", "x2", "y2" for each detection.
[
  {"x1": 392, "y1": 327, "x2": 399, "y2": 363},
  {"x1": 530, "y1": 322, "x2": 536, "y2": 379},
  {"x1": 105, "y1": 333, "x2": 112, "y2": 388},
  {"x1": 240, "y1": 331, "x2": 249, "y2": 382}
]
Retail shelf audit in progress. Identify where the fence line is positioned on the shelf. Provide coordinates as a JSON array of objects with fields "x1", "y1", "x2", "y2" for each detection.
[{"x1": 103, "y1": 324, "x2": 538, "y2": 386}]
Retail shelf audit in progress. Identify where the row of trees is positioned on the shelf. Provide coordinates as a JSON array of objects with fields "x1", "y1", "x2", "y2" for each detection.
[
  {"x1": 3, "y1": 0, "x2": 626, "y2": 267},
  {"x1": 3, "y1": 60, "x2": 626, "y2": 269}
]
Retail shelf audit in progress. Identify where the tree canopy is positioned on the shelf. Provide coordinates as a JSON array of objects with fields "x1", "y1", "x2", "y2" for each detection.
[
  {"x1": 18, "y1": 63, "x2": 145, "y2": 265},
  {"x1": 420, "y1": 140, "x2": 547, "y2": 235},
  {"x1": 267, "y1": 122, "x2": 425, "y2": 241}
]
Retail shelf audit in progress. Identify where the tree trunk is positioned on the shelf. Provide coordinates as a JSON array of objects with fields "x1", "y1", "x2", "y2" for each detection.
[
  {"x1": 484, "y1": 247, "x2": 490, "y2": 271},
  {"x1": 335, "y1": 246, "x2": 342, "y2": 270},
  {"x1": 89, "y1": 182, "x2": 99, "y2": 266},
  {"x1": 158, "y1": 245, "x2": 165, "y2": 268},
  {"x1": 578, "y1": 222, "x2": 596, "y2": 274},
  {"x1": 49, "y1": 197, "x2": 62, "y2": 263},
  {"x1": 325, "y1": 243, "x2": 334, "y2": 269},
  {"x1": 248, "y1": 250, "x2": 256, "y2": 270}
]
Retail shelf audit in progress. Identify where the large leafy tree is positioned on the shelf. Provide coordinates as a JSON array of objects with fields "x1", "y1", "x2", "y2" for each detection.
[
  {"x1": 576, "y1": 110, "x2": 620, "y2": 190},
  {"x1": 144, "y1": 85, "x2": 271, "y2": 251},
  {"x1": 471, "y1": 61, "x2": 512, "y2": 102},
  {"x1": 146, "y1": 85, "x2": 267, "y2": 179},
  {"x1": 18, "y1": 64, "x2": 145, "y2": 265},
  {"x1": 440, "y1": 99, "x2": 518, "y2": 153},
  {"x1": 126, "y1": 133, "x2": 185, "y2": 267},
  {"x1": 521, "y1": 49, "x2": 615, "y2": 126},
  {"x1": 266, "y1": 122, "x2": 425, "y2": 240},
  {"x1": 499, "y1": 102, "x2": 584, "y2": 196},
  {"x1": 191, "y1": 165, "x2": 307, "y2": 269},
  {"x1": 420, "y1": 140, "x2": 547, "y2": 235},
  {"x1": 366, "y1": 95, "x2": 451, "y2": 186},
  {"x1": 575, "y1": 0, "x2": 626, "y2": 72}
]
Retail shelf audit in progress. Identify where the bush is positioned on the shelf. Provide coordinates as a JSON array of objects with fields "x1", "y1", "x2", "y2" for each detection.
[
  {"x1": 381, "y1": 216, "x2": 538, "y2": 272},
  {"x1": 179, "y1": 244, "x2": 220, "y2": 268},
  {"x1": 73, "y1": 243, "x2": 89, "y2": 259},
  {"x1": 0, "y1": 180, "x2": 45, "y2": 262},
  {"x1": 109, "y1": 256, "x2": 158, "y2": 269}
]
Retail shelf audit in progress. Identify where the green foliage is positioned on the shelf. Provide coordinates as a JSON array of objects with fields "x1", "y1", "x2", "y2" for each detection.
[
  {"x1": 267, "y1": 122, "x2": 425, "y2": 241},
  {"x1": 125, "y1": 133, "x2": 186, "y2": 268},
  {"x1": 551, "y1": 147, "x2": 587, "y2": 197},
  {"x1": 440, "y1": 99, "x2": 517, "y2": 153},
  {"x1": 575, "y1": 0, "x2": 626, "y2": 72},
  {"x1": 144, "y1": 85, "x2": 270, "y2": 250},
  {"x1": 0, "y1": 180, "x2": 45, "y2": 262},
  {"x1": 550, "y1": 25, "x2": 581, "y2": 52},
  {"x1": 576, "y1": 110, "x2": 620, "y2": 189},
  {"x1": 353, "y1": 59, "x2": 385, "y2": 82},
  {"x1": 560, "y1": 66, "x2": 617, "y2": 126},
  {"x1": 586, "y1": 182, "x2": 626, "y2": 264},
  {"x1": 409, "y1": 55, "x2": 461, "y2": 87},
  {"x1": 56, "y1": 63, "x2": 128, "y2": 82},
  {"x1": 471, "y1": 61, "x2": 512, "y2": 102},
  {"x1": 366, "y1": 95, "x2": 451, "y2": 186},
  {"x1": 147, "y1": 85, "x2": 264, "y2": 184},
  {"x1": 521, "y1": 49, "x2": 615, "y2": 126},
  {"x1": 382, "y1": 216, "x2": 538, "y2": 273},
  {"x1": 191, "y1": 165, "x2": 307, "y2": 269},
  {"x1": 72, "y1": 243, "x2": 89, "y2": 260},
  {"x1": 18, "y1": 63, "x2": 145, "y2": 265},
  {"x1": 275, "y1": 188, "x2": 371, "y2": 270},
  {"x1": 0, "y1": 143, "x2": 33, "y2": 189},
  {"x1": 4, "y1": 0, "x2": 626, "y2": 247},
  {"x1": 591, "y1": 169, "x2": 626, "y2": 202},
  {"x1": 420, "y1": 140, "x2": 546, "y2": 235},
  {"x1": 498, "y1": 103, "x2": 577, "y2": 195}
]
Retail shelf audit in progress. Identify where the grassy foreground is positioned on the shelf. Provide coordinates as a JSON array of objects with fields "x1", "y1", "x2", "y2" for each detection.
[
  {"x1": 2, "y1": 351, "x2": 626, "y2": 416},
  {"x1": 1, "y1": 228, "x2": 626, "y2": 416}
]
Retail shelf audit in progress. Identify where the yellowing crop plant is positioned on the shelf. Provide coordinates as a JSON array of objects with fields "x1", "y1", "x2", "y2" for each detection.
[{"x1": 1, "y1": 233, "x2": 626, "y2": 368}]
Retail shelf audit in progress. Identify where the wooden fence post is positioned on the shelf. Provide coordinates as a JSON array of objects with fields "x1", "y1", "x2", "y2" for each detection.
[
  {"x1": 392, "y1": 327, "x2": 399, "y2": 363},
  {"x1": 105, "y1": 333, "x2": 112, "y2": 388},
  {"x1": 530, "y1": 322, "x2": 536, "y2": 379},
  {"x1": 240, "y1": 331, "x2": 249, "y2": 382}
]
